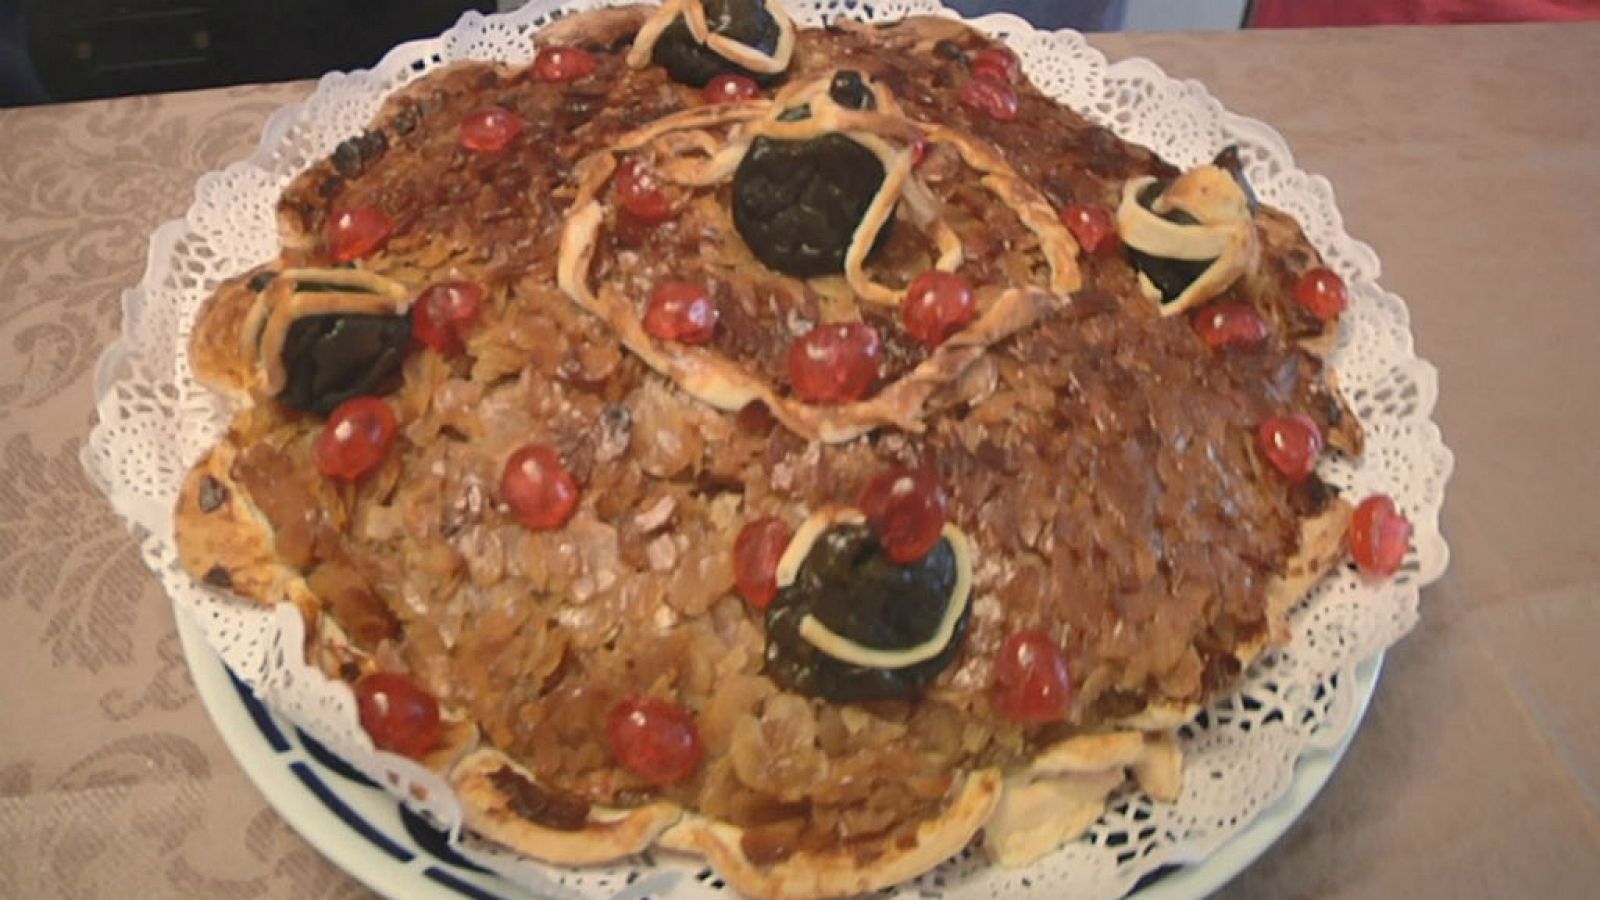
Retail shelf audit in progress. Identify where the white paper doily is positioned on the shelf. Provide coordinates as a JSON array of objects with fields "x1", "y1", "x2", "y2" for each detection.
[{"x1": 82, "y1": 2, "x2": 1453, "y2": 898}]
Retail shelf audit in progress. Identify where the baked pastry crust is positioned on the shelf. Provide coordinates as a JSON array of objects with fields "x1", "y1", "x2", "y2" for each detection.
[
  {"x1": 453, "y1": 747, "x2": 685, "y2": 865},
  {"x1": 175, "y1": 6, "x2": 1370, "y2": 896},
  {"x1": 658, "y1": 769, "x2": 1002, "y2": 899}
]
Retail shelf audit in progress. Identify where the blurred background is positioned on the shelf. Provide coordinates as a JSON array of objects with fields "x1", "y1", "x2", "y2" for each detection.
[{"x1": 2, "y1": 0, "x2": 1597, "y2": 107}]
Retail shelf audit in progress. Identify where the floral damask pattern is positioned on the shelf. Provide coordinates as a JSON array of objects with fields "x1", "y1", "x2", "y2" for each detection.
[
  {"x1": 1, "y1": 436, "x2": 147, "y2": 672},
  {"x1": 0, "y1": 83, "x2": 375, "y2": 898}
]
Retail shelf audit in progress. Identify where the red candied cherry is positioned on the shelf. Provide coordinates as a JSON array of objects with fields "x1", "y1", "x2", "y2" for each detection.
[
  {"x1": 1191, "y1": 301, "x2": 1270, "y2": 349},
  {"x1": 703, "y1": 73, "x2": 761, "y2": 104},
  {"x1": 533, "y1": 45, "x2": 597, "y2": 82},
  {"x1": 734, "y1": 517, "x2": 793, "y2": 609},
  {"x1": 858, "y1": 467, "x2": 951, "y2": 564},
  {"x1": 959, "y1": 77, "x2": 1019, "y2": 122},
  {"x1": 1060, "y1": 203, "x2": 1119, "y2": 257},
  {"x1": 413, "y1": 280, "x2": 485, "y2": 356},
  {"x1": 902, "y1": 270, "x2": 977, "y2": 349},
  {"x1": 910, "y1": 135, "x2": 929, "y2": 168},
  {"x1": 994, "y1": 630, "x2": 1072, "y2": 724},
  {"x1": 315, "y1": 396, "x2": 397, "y2": 481},
  {"x1": 787, "y1": 322, "x2": 881, "y2": 405},
  {"x1": 459, "y1": 107, "x2": 523, "y2": 152},
  {"x1": 326, "y1": 206, "x2": 394, "y2": 263},
  {"x1": 615, "y1": 157, "x2": 676, "y2": 224},
  {"x1": 1295, "y1": 267, "x2": 1348, "y2": 322},
  {"x1": 643, "y1": 280, "x2": 718, "y2": 344},
  {"x1": 970, "y1": 47, "x2": 1021, "y2": 84},
  {"x1": 502, "y1": 444, "x2": 579, "y2": 530},
  {"x1": 607, "y1": 696, "x2": 703, "y2": 786},
  {"x1": 1350, "y1": 494, "x2": 1412, "y2": 579},
  {"x1": 1257, "y1": 414, "x2": 1324, "y2": 483},
  {"x1": 355, "y1": 672, "x2": 443, "y2": 759}
]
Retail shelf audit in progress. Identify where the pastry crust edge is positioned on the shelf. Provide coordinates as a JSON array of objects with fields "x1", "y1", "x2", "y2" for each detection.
[
  {"x1": 451, "y1": 747, "x2": 684, "y2": 866},
  {"x1": 658, "y1": 768, "x2": 1002, "y2": 900}
]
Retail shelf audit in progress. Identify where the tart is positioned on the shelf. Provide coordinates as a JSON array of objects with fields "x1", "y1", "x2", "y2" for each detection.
[{"x1": 174, "y1": 3, "x2": 1395, "y2": 896}]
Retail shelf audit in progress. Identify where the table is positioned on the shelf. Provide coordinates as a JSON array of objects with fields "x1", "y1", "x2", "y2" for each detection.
[{"x1": 2, "y1": 20, "x2": 1598, "y2": 900}]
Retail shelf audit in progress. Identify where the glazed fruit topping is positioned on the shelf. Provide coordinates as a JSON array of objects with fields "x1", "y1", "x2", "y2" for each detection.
[
  {"x1": 1060, "y1": 203, "x2": 1119, "y2": 257},
  {"x1": 703, "y1": 73, "x2": 761, "y2": 104},
  {"x1": 1350, "y1": 494, "x2": 1412, "y2": 578},
  {"x1": 994, "y1": 629, "x2": 1072, "y2": 724},
  {"x1": 533, "y1": 45, "x2": 597, "y2": 82},
  {"x1": 315, "y1": 396, "x2": 397, "y2": 480},
  {"x1": 459, "y1": 107, "x2": 524, "y2": 152},
  {"x1": 902, "y1": 270, "x2": 977, "y2": 348},
  {"x1": 326, "y1": 206, "x2": 394, "y2": 262},
  {"x1": 278, "y1": 311, "x2": 411, "y2": 416},
  {"x1": 616, "y1": 157, "x2": 677, "y2": 224},
  {"x1": 732, "y1": 133, "x2": 889, "y2": 277},
  {"x1": 958, "y1": 76, "x2": 1019, "y2": 122},
  {"x1": 787, "y1": 322, "x2": 881, "y2": 404},
  {"x1": 413, "y1": 280, "x2": 485, "y2": 356},
  {"x1": 1258, "y1": 414, "x2": 1324, "y2": 483},
  {"x1": 1192, "y1": 301, "x2": 1270, "y2": 349},
  {"x1": 970, "y1": 46, "x2": 1021, "y2": 84},
  {"x1": 734, "y1": 517, "x2": 794, "y2": 609},
  {"x1": 607, "y1": 697, "x2": 704, "y2": 786},
  {"x1": 1295, "y1": 267, "x2": 1348, "y2": 322},
  {"x1": 502, "y1": 444, "x2": 580, "y2": 530},
  {"x1": 858, "y1": 467, "x2": 952, "y2": 565},
  {"x1": 650, "y1": 0, "x2": 781, "y2": 88},
  {"x1": 643, "y1": 280, "x2": 719, "y2": 344},
  {"x1": 763, "y1": 522, "x2": 967, "y2": 703},
  {"x1": 355, "y1": 672, "x2": 443, "y2": 759}
]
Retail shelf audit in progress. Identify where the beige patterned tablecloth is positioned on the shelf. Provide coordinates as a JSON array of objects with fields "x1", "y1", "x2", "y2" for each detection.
[{"x1": 2, "y1": 21, "x2": 1598, "y2": 900}]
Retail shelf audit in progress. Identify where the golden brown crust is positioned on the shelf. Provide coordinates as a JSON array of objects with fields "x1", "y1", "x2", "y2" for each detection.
[
  {"x1": 985, "y1": 730, "x2": 1182, "y2": 868},
  {"x1": 1261, "y1": 497, "x2": 1355, "y2": 648},
  {"x1": 1117, "y1": 497, "x2": 1354, "y2": 731},
  {"x1": 189, "y1": 271, "x2": 270, "y2": 402},
  {"x1": 659, "y1": 769, "x2": 1002, "y2": 900},
  {"x1": 985, "y1": 770, "x2": 1123, "y2": 868},
  {"x1": 535, "y1": 4, "x2": 652, "y2": 49},
  {"x1": 1253, "y1": 205, "x2": 1341, "y2": 357},
  {"x1": 175, "y1": 437, "x2": 295, "y2": 603},
  {"x1": 424, "y1": 720, "x2": 483, "y2": 776},
  {"x1": 1322, "y1": 368, "x2": 1365, "y2": 456},
  {"x1": 452, "y1": 748, "x2": 683, "y2": 866},
  {"x1": 1029, "y1": 731, "x2": 1147, "y2": 775},
  {"x1": 1130, "y1": 732, "x2": 1183, "y2": 803}
]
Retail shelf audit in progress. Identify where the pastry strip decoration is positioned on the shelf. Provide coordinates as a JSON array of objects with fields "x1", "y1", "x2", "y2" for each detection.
[
  {"x1": 760, "y1": 507, "x2": 976, "y2": 702},
  {"x1": 1116, "y1": 161, "x2": 1261, "y2": 315},
  {"x1": 627, "y1": 0, "x2": 797, "y2": 85},
  {"x1": 556, "y1": 71, "x2": 1079, "y2": 442},
  {"x1": 241, "y1": 267, "x2": 412, "y2": 413}
]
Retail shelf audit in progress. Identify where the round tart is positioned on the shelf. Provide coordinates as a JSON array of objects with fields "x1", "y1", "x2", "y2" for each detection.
[{"x1": 174, "y1": 3, "x2": 1396, "y2": 896}]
